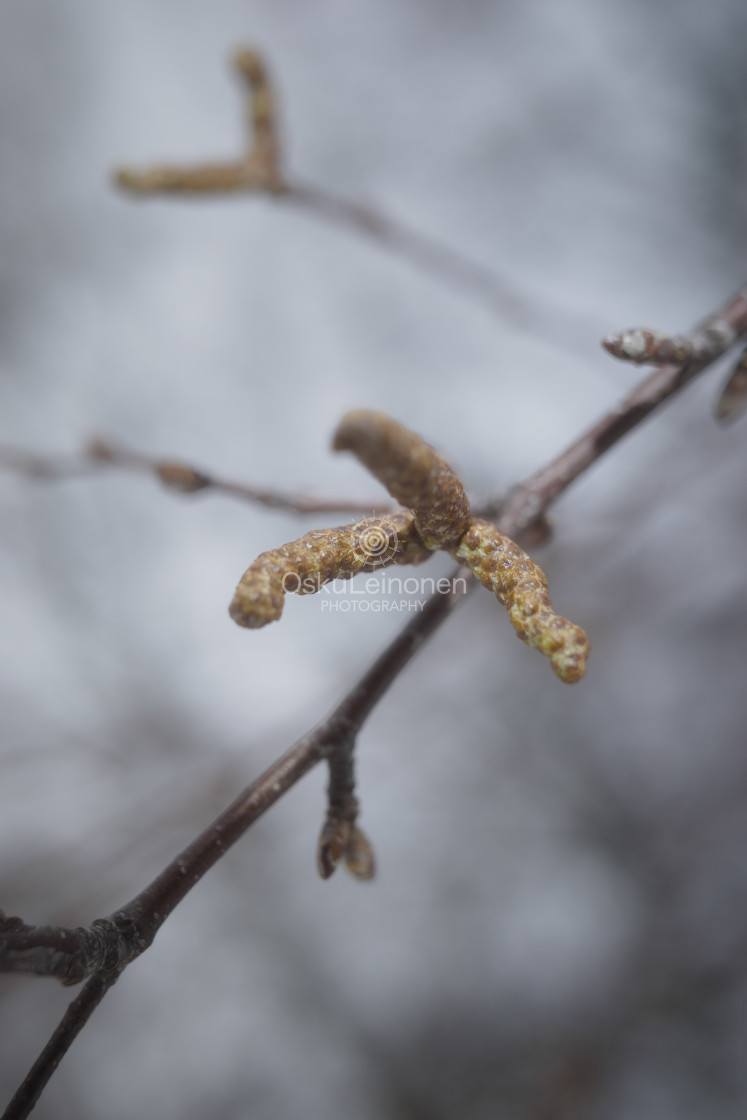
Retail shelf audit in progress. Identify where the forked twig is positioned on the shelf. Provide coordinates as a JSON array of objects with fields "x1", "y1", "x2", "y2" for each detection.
[{"x1": 114, "y1": 46, "x2": 590, "y2": 343}]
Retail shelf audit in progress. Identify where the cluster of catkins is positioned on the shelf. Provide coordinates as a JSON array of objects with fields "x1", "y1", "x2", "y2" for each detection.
[{"x1": 230, "y1": 411, "x2": 590, "y2": 684}]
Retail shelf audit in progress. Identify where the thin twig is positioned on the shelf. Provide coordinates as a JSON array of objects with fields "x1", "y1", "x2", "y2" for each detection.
[
  {"x1": 113, "y1": 47, "x2": 595, "y2": 348},
  {"x1": 486, "y1": 282, "x2": 747, "y2": 522},
  {"x1": 1, "y1": 572, "x2": 470, "y2": 1118},
  {"x1": 284, "y1": 178, "x2": 554, "y2": 336},
  {"x1": 2, "y1": 973, "x2": 117, "y2": 1120},
  {"x1": 0, "y1": 438, "x2": 389, "y2": 516}
]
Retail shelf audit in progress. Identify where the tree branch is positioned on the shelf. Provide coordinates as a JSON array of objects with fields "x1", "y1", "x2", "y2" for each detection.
[
  {"x1": 2, "y1": 972, "x2": 117, "y2": 1120},
  {"x1": 486, "y1": 282, "x2": 747, "y2": 523},
  {"x1": 0, "y1": 437, "x2": 389, "y2": 516},
  {"x1": 113, "y1": 46, "x2": 595, "y2": 348}
]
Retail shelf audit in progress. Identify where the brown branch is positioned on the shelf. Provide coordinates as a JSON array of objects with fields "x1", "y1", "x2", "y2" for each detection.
[
  {"x1": 2, "y1": 972, "x2": 117, "y2": 1120},
  {"x1": 4, "y1": 279, "x2": 747, "y2": 1116},
  {"x1": 487, "y1": 282, "x2": 747, "y2": 523},
  {"x1": 1, "y1": 569, "x2": 471, "y2": 1119},
  {"x1": 0, "y1": 437, "x2": 389, "y2": 516}
]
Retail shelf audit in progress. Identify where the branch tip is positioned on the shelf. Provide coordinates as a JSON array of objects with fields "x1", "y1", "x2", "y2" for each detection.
[{"x1": 602, "y1": 322, "x2": 739, "y2": 369}]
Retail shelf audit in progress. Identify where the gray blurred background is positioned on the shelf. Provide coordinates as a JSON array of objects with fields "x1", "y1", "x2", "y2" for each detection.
[{"x1": 1, "y1": 1, "x2": 747, "y2": 1117}]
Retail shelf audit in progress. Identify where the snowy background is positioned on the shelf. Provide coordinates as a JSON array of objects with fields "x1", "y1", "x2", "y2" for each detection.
[{"x1": 1, "y1": 1, "x2": 747, "y2": 1117}]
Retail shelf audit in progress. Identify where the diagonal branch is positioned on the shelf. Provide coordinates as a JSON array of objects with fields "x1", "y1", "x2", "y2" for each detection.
[
  {"x1": 487, "y1": 282, "x2": 747, "y2": 523},
  {"x1": 4, "y1": 281, "x2": 747, "y2": 1118},
  {"x1": 2, "y1": 972, "x2": 118, "y2": 1120}
]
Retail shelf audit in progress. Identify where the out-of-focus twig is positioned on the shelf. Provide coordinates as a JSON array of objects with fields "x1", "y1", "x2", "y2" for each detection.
[
  {"x1": 116, "y1": 47, "x2": 286, "y2": 197},
  {"x1": 0, "y1": 437, "x2": 389, "y2": 516},
  {"x1": 114, "y1": 46, "x2": 591, "y2": 345}
]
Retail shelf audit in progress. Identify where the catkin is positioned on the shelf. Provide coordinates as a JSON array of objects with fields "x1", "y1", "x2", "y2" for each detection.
[
  {"x1": 454, "y1": 519, "x2": 589, "y2": 684},
  {"x1": 333, "y1": 410, "x2": 471, "y2": 549},
  {"x1": 230, "y1": 410, "x2": 590, "y2": 682},
  {"x1": 229, "y1": 511, "x2": 430, "y2": 628}
]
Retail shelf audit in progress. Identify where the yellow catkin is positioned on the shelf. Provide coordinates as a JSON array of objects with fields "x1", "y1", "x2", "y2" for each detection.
[
  {"x1": 333, "y1": 410, "x2": 471, "y2": 549},
  {"x1": 232, "y1": 48, "x2": 281, "y2": 180},
  {"x1": 230, "y1": 410, "x2": 590, "y2": 682},
  {"x1": 229, "y1": 511, "x2": 430, "y2": 628},
  {"x1": 454, "y1": 519, "x2": 589, "y2": 684},
  {"x1": 114, "y1": 46, "x2": 285, "y2": 197}
]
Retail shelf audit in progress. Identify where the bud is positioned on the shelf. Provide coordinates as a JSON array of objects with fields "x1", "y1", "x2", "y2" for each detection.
[
  {"x1": 344, "y1": 826, "x2": 376, "y2": 881},
  {"x1": 156, "y1": 461, "x2": 211, "y2": 493}
]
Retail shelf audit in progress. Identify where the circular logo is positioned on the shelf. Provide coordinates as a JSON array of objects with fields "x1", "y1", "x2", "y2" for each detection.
[{"x1": 355, "y1": 520, "x2": 398, "y2": 564}]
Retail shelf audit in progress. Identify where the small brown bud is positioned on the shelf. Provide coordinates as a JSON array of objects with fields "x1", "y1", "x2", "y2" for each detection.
[
  {"x1": 156, "y1": 461, "x2": 211, "y2": 493},
  {"x1": 343, "y1": 826, "x2": 376, "y2": 881},
  {"x1": 317, "y1": 818, "x2": 351, "y2": 880},
  {"x1": 602, "y1": 329, "x2": 692, "y2": 365}
]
